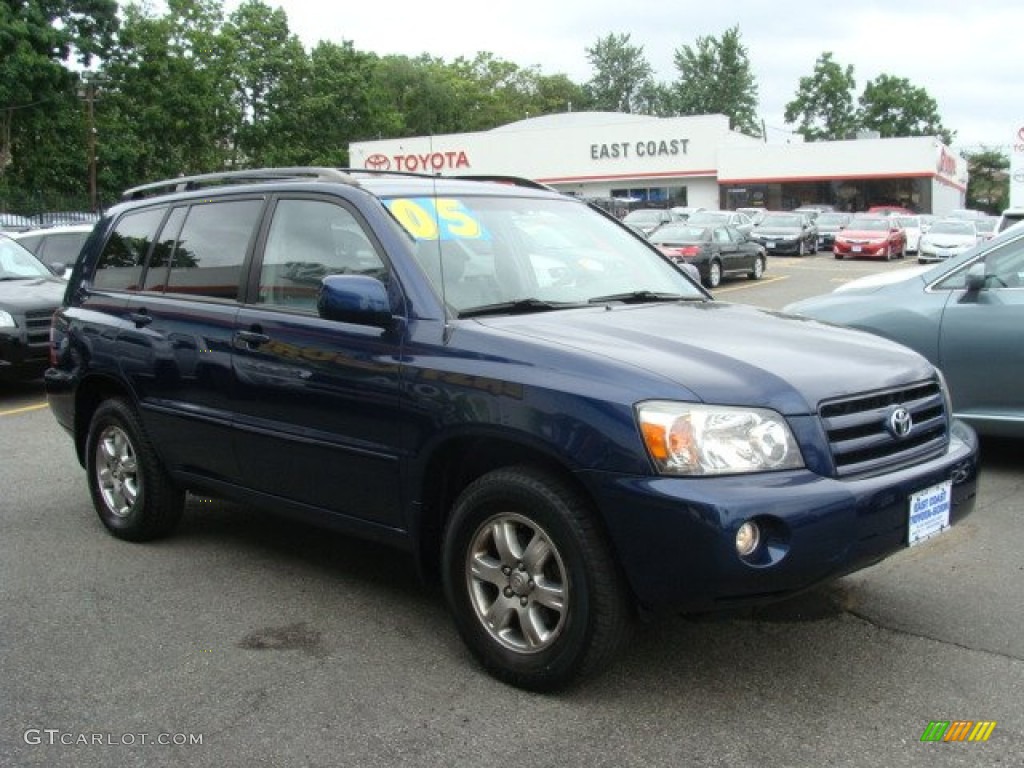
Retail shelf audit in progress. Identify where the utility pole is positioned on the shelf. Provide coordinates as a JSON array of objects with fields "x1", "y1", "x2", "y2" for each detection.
[{"x1": 80, "y1": 75, "x2": 100, "y2": 212}]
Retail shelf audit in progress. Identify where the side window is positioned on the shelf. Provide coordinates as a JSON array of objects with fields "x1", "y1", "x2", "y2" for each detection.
[
  {"x1": 164, "y1": 199, "x2": 263, "y2": 300},
  {"x1": 713, "y1": 228, "x2": 730, "y2": 244},
  {"x1": 983, "y1": 238, "x2": 1024, "y2": 288},
  {"x1": 142, "y1": 207, "x2": 186, "y2": 291},
  {"x1": 257, "y1": 198, "x2": 386, "y2": 311},
  {"x1": 93, "y1": 207, "x2": 166, "y2": 291}
]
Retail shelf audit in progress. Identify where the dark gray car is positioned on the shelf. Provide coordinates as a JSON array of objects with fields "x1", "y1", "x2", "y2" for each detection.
[{"x1": 784, "y1": 225, "x2": 1024, "y2": 438}]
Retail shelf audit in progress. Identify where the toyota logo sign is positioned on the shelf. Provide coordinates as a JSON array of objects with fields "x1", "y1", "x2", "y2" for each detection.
[
  {"x1": 365, "y1": 154, "x2": 391, "y2": 171},
  {"x1": 887, "y1": 407, "x2": 913, "y2": 439}
]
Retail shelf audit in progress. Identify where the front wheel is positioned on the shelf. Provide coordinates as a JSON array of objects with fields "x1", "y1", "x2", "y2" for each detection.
[
  {"x1": 85, "y1": 399, "x2": 185, "y2": 541},
  {"x1": 748, "y1": 254, "x2": 765, "y2": 280},
  {"x1": 442, "y1": 467, "x2": 631, "y2": 692}
]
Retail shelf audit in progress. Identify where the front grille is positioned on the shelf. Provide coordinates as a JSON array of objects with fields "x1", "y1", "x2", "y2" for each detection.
[
  {"x1": 819, "y1": 380, "x2": 948, "y2": 477},
  {"x1": 24, "y1": 309, "x2": 54, "y2": 346}
]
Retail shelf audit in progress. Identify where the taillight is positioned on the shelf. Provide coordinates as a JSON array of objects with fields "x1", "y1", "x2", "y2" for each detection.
[{"x1": 679, "y1": 246, "x2": 700, "y2": 257}]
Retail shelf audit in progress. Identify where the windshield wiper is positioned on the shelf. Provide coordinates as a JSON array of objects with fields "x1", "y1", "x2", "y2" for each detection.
[
  {"x1": 457, "y1": 298, "x2": 588, "y2": 318},
  {"x1": 588, "y1": 290, "x2": 702, "y2": 304}
]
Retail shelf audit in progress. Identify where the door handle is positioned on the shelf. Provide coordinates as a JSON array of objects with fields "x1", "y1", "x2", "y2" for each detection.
[
  {"x1": 235, "y1": 329, "x2": 271, "y2": 348},
  {"x1": 128, "y1": 310, "x2": 152, "y2": 328}
]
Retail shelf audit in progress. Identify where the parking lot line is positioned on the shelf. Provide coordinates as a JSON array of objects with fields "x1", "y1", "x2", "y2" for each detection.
[
  {"x1": 0, "y1": 402, "x2": 49, "y2": 417},
  {"x1": 714, "y1": 275, "x2": 788, "y2": 294}
]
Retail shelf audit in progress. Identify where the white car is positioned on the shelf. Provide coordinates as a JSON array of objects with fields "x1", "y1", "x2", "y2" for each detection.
[
  {"x1": 684, "y1": 210, "x2": 755, "y2": 235},
  {"x1": 917, "y1": 219, "x2": 980, "y2": 263},
  {"x1": 895, "y1": 215, "x2": 923, "y2": 254},
  {"x1": 12, "y1": 224, "x2": 94, "y2": 278}
]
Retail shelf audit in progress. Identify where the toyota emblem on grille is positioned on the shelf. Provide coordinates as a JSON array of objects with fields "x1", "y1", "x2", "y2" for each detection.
[{"x1": 887, "y1": 407, "x2": 913, "y2": 438}]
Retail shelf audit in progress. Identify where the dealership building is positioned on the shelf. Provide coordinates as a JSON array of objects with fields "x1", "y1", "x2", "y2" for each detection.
[{"x1": 349, "y1": 112, "x2": 968, "y2": 215}]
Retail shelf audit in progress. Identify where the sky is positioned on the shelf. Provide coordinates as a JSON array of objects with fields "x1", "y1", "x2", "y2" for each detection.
[{"x1": 236, "y1": 0, "x2": 1023, "y2": 153}]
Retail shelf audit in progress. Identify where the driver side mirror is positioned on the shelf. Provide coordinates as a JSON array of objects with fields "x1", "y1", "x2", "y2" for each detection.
[{"x1": 964, "y1": 262, "x2": 987, "y2": 292}]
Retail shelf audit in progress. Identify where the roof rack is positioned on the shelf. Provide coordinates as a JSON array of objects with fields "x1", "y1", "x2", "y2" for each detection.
[
  {"x1": 121, "y1": 167, "x2": 358, "y2": 201},
  {"x1": 451, "y1": 175, "x2": 559, "y2": 193}
]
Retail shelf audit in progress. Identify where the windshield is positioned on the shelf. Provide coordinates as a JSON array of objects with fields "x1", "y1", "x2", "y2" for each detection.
[
  {"x1": 816, "y1": 213, "x2": 848, "y2": 226},
  {"x1": 929, "y1": 221, "x2": 976, "y2": 236},
  {"x1": 760, "y1": 215, "x2": 802, "y2": 228},
  {"x1": 847, "y1": 218, "x2": 891, "y2": 232},
  {"x1": 622, "y1": 209, "x2": 664, "y2": 224},
  {"x1": 686, "y1": 212, "x2": 729, "y2": 226},
  {"x1": 384, "y1": 195, "x2": 703, "y2": 313},
  {"x1": 0, "y1": 238, "x2": 53, "y2": 279}
]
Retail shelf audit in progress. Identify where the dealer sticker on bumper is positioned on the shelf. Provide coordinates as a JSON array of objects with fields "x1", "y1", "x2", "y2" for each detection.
[{"x1": 908, "y1": 480, "x2": 952, "y2": 546}]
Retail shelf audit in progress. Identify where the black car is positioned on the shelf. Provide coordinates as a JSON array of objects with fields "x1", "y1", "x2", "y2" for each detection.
[
  {"x1": 45, "y1": 168, "x2": 978, "y2": 691},
  {"x1": 815, "y1": 212, "x2": 852, "y2": 250},
  {"x1": 0, "y1": 235, "x2": 67, "y2": 381},
  {"x1": 750, "y1": 212, "x2": 819, "y2": 256},
  {"x1": 649, "y1": 223, "x2": 766, "y2": 288}
]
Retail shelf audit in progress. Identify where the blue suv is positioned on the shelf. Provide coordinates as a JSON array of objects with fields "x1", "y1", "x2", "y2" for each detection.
[{"x1": 46, "y1": 168, "x2": 978, "y2": 690}]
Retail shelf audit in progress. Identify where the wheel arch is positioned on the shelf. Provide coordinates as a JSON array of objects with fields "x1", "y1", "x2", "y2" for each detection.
[
  {"x1": 412, "y1": 433, "x2": 632, "y2": 601},
  {"x1": 72, "y1": 374, "x2": 137, "y2": 465}
]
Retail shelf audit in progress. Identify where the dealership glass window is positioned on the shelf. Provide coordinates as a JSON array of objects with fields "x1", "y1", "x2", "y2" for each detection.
[{"x1": 164, "y1": 199, "x2": 263, "y2": 300}]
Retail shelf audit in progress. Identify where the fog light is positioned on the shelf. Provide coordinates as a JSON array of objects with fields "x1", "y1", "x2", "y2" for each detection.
[{"x1": 735, "y1": 521, "x2": 760, "y2": 557}]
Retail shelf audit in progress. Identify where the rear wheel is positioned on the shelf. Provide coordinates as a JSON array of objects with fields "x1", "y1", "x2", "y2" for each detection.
[
  {"x1": 85, "y1": 399, "x2": 185, "y2": 541},
  {"x1": 706, "y1": 259, "x2": 722, "y2": 288},
  {"x1": 442, "y1": 466, "x2": 631, "y2": 692}
]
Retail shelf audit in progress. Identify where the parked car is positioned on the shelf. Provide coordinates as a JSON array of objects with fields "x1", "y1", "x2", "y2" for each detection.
[
  {"x1": 833, "y1": 216, "x2": 907, "y2": 261},
  {"x1": 13, "y1": 223, "x2": 94, "y2": 278},
  {"x1": 683, "y1": 210, "x2": 754, "y2": 235},
  {"x1": 867, "y1": 205, "x2": 914, "y2": 216},
  {"x1": 785, "y1": 223, "x2": 1024, "y2": 438},
  {"x1": 749, "y1": 212, "x2": 818, "y2": 256},
  {"x1": 648, "y1": 223, "x2": 766, "y2": 288},
  {"x1": 996, "y1": 206, "x2": 1024, "y2": 234},
  {"x1": 793, "y1": 204, "x2": 835, "y2": 220},
  {"x1": 735, "y1": 206, "x2": 766, "y2": 224},
  {"x1": 975, "y1": 215, "x2": 998, "y2": 241},
  {"x1": 45, "y1": 167, "x2": 978, "y2": 691},
  {"x1": 895, "y1": 215, "x2": 924, "y2": 254},
  {"x1": 669, "y1": 205, "x2": 705, "y2": 221},
  {"x1": 815, "y1": 212, "x2": 852, "y2": 250},
  {"x1": 918, "y1": 219, "x2": 980, "y2": 263},
  {"x1": 622, "y1": 207, "x2": 678, "y2": 235},
  {"x1": 0, "y1": 235, "x2": 67, "y2": 381}
]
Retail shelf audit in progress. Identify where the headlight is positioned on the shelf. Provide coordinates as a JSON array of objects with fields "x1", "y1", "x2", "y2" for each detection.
[
  {"x1": 0, "y1": 310, "x2": 16, "y2": 329},
  {"x1": 636, "y1": 402, "x2": 804, "y2": 475}
]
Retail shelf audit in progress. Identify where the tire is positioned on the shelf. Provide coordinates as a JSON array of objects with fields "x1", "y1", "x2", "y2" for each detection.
[
  {"x1": 85, "y1": 398, "x2": 185, "y2": 541},
  {"x1": 706, "y1": 259, "x2": 722, "y2": 288},
  {"x1": 834, "y1": 252, "x2": 843, "y2": 260},
  {"x1": 442, "y1": 466, "x2": 631, "y2": 692},
  {"x1": 748, "y1": 255, "x2": 765, "y2": 280}
]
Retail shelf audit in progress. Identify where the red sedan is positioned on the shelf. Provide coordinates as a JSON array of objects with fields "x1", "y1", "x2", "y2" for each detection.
[{"x1": 833, "y1": 216, "x2": 907, "y2": 260}]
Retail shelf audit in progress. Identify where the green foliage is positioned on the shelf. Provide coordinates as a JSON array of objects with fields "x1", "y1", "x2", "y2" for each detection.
[
  {"x1": 584, "y1": 33, "x2": 655, "y2": 113},
  {"x1": 784, "y1": 52, "x2": 858, "y2": 141},
  {"x1": 671, "y1": 26, "x2": 760, "y2": 136},
  {"x1": 859, "y1": 74, "x2": 954, "y2": 145},
  {"x1": 964, "y1": 148, "x2": 1009, "y2": 214},
  {"x1": 0, "y1": 6, "x2": 983, "y2": 212}
]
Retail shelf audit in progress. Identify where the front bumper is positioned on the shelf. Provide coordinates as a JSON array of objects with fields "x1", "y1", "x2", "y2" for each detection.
[
  {"x1": 0, "y1": 332, "x2": 50, "y2": 381},
  {"x1": 755, "y1": 238, "x2": 802, "y2": 255},
  {"x1": 580, "y1": 420, "x2": 978, "y2": 612},
  {"x1": 834, "y1": 241, "x2": 888, "y2": 258}
]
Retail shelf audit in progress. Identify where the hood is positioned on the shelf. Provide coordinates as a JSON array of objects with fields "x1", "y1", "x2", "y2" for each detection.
[
  {"x1": 0, "y1": 277, "x2": 66, "y2": 310},
  {"x1": 832, "y1": 266, "x2": 931, "y2": 293},
  {"x1": 478, "y1": 302, "x2": 935, "y2": 416},
  {"x1": 922, "y1": 233, "x2": 976, "y2": 246},
  {"x1": 838, "y1": 228, "x2": 891, "y2": 240},
  {"x1": 754, "y1": 226, "x2": 802, "y2": 236}
]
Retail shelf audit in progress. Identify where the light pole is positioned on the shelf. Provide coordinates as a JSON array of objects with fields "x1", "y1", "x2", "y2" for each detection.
[{"x1": 79, "y1": 74, "x2": 102, "y2": 213}]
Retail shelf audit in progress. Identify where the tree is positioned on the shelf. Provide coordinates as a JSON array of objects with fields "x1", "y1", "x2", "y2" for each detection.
[
  {"x1": 784, "y1": 52, "x2": 858, "y2": 142},
  {"x1": 584, "y1": 33, "x2": 654, "y2": 113},
  {"x1": 859, "y1": 74, "x2": 954, "y2": 146},
  {"x1": 670, "y1": 26, "x2": 760, "y2": 136},
  {"x1": 0, "y1": 0, "x2": 118, "y2": 177},
  {"x1": 964, "y1": 148, "x2": 1009, "y2": 214},
  {"x1": 97, "y1": 0, "x2": 239, "y2": 192},
  {"x1": 220, "y1": 0, "x2": 307, "y2": 166}
]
